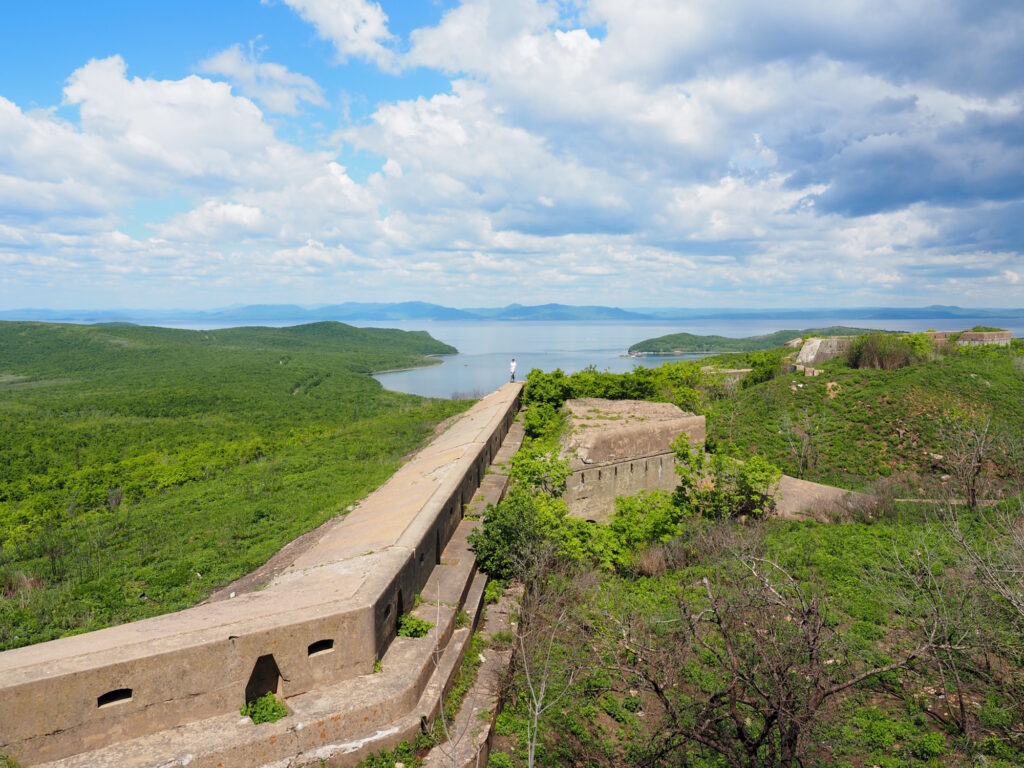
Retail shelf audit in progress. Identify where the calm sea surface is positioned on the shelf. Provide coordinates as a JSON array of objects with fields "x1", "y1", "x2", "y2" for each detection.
[{"x1": 363, "y1": 316, "x2": 1024, "y2": 399}]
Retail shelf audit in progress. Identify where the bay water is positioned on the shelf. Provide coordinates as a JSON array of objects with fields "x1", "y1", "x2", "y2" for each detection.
[{"x1": 366, "y1": 316, "x2": 1024, "y2": 399}]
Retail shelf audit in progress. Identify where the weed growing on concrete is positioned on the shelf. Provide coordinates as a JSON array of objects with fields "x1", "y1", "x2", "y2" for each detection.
[
  {"x1": 353, "y1": 740, "x2": 422, "y2": 768},
  {"x1": 397, "y1": 613, "x2": 434, "y2": 638},
  {"x1": 483, "y1": 578, "x2": 506, "y2": 605},
  {"x1": 240, "y1": 691, "x2": 288, "y2": 724}
]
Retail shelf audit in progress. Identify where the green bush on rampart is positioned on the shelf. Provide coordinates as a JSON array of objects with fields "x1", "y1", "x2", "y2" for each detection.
[{"x1": 523, "y1": 360, "x2": 730, "y2": 417}]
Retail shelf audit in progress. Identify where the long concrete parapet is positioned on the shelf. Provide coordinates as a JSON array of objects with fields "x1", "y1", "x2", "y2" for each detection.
[{"x1": 0, "y1": 383, "x2": 522, "y2": 766}]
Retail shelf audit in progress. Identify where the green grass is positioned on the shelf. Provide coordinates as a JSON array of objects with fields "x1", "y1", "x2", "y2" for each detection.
[
  {"x1": 492, "y1": 508, "x2": 1024, "y2": 767},
  {"x1": 0, "y1": 321, "x2": 469, "y2": 650},
  {"x1": 708, "y1": 344, "x2": 1024, "y2": 489}
]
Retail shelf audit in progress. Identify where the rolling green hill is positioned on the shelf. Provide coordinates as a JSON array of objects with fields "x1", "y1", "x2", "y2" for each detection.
[
  {"x1": 0, "y1": 321, "x2": 466, "y2": 650},
  {"x1": 628, "y1": 326, "x2": 872, "y2": 354},
  {"x1": 708, "y1": 343, "x2": 1024, "y2": 489}
]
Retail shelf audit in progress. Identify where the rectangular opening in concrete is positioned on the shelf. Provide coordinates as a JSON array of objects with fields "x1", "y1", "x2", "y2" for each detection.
[
  {"x1": 97, "y1": 688, "x2": 133, "y2": 708},
  {"x1": 307, "y1": 639, "x2": 334, "y2": 657}
]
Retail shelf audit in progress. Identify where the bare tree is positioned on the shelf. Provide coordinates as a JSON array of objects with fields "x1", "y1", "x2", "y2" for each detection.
[
  {"x1": 597, "y1": 555, "x2": 935, "y2": 768},
  {"x1": 510, "y1": 548, "x2": 585, "y2": 768},
  {"x1": 941, "y1": 497, "x2": 1024, "y2": 625},
  {"x1": 940, "y1": 412, "x2": 994, "y2": 510},
  {"x1": 884, "y1": 541, "x2": 976, "y2": 734},
  {"x1": 780, "y1": 408, "x2": 825, "y2": 479}
]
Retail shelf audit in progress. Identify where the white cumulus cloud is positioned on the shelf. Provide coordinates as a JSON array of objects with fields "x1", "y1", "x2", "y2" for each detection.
[
  {"x1": 279, "y1": 0, "x2": 395, "y2": 68},
  {"x1": 199, "y1": 43, "x2": 327, "y2": 115}
]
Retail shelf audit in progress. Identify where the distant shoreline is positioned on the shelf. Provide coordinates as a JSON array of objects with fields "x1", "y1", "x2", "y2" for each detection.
[{"x1": 371, "y1": 353, "x2": 451, "y2": 376}]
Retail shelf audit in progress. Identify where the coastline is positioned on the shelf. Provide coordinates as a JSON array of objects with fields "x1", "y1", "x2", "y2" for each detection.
[{"x1": 371, "y1": 352, "x2": 452, "y2": 377}]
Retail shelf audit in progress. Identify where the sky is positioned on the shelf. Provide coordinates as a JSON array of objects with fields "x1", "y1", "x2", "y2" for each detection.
[{"x1": 1, "y1": 0, "x2": 1023, "y2": 310}]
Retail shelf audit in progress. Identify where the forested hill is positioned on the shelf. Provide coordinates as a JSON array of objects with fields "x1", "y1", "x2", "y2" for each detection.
[
  {"x1": 628, "y1": 326, "x2": 871, "y2": 354},
  {"x1": 0, "y1": 321, "x2": 466, "y2": 650}
]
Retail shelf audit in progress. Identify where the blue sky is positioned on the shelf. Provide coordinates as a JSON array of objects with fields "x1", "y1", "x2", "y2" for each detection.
[{"x1": 1, "y1": 0, "x2": 1022, "y2": 309}]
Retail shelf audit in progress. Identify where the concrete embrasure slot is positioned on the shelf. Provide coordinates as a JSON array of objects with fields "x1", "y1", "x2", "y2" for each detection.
[
  {"x1": 245, "y1": 654, "x2": 282, "y2": 703},
  {"x1": 97, "y1": 688, "x2": 132, "y2": 708},
  {"x1": 307, "y1": 639, "x2": 334, "y2": 657}
]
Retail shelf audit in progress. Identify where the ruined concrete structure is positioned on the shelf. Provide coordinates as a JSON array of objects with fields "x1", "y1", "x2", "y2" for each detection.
[
  {"x1": 926, "y1": 330, "x2": 1012, "y2": 347},
  {"x1": 561, "y1": 398, "x2": 705, "y2": 522},
  {"x1": 795, "y1": 329, "x2": 1014, "y2": 371},
  {"x1": 794, "y1": 336, "x2": 854, "y2": 367},
  {"x1": 0, "y1": 384, "x2": 523, "y2": 767}
]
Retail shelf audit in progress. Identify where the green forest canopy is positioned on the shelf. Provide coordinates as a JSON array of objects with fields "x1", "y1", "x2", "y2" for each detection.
[{"x1": 0, "y1": 321, "x2": 467, "y2": 650}]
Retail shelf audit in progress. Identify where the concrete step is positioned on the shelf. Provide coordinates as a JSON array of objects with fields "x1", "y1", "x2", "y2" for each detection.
[
  {"x1": 422, "y1": 582, "x2": 517, "y2": 768},
  {"x1": 491, "y1": 422, "x2": 525, "y2": 469}
]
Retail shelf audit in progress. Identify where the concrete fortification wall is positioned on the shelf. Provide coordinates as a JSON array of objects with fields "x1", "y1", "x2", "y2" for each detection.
[
  {"x1": 560, "y1": 399, "x2": 705, "y2": 523},
  {"x1": 0, "y1": 384, "x2": 523, "y2": 767}
]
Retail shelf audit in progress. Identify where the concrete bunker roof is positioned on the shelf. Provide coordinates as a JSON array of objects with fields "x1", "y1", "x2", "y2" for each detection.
[{"x1": 560, "y1": 398, "x2": 704, "y2": 468}]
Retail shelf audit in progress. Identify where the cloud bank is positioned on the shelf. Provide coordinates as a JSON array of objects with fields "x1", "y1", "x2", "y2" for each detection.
[{"x1": 1, "y1": 0, "x2": 1022, "y2": 308}]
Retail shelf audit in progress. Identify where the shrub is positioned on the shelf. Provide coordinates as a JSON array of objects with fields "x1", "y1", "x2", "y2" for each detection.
[
  {"x1": 522, "y1": 402, "x2": 558, "y2": 438},
  {"x1": 487, "y1": 751, "x2": 514, "y2": 768},
  {"x1": 847, "y1": 332, "x2": 929, "y2": 370},
  {"x1": 741, "y1": 350, "x2": 784, "y2": 388},
  {"x1": 524, "y1": 368, "x2": 572, "y2": 407},
  {"x1": 508, "y1": 444, "x2": 570, "y2": 496},
  {"x1": 397, "y1": 613, "x2": 433, "y2": 638},
  {"x1": 672, "y1": 439, "x2": 781, "y2": 519},
  {"x1": 484, "y1": 578, "x2": 506, "y2": 605},
  {"x1": 609, "y1": 491, "x2": 685, "y2": 560},
  {"x1": 240, "y1": 691, "x2": 288, "y2": 724},
  {"x1": 469, "y1": 487, "x2": 557, "y2": 579},
  {"x1": 911, "y1": 731, "x2": 947, "y2": 760}
]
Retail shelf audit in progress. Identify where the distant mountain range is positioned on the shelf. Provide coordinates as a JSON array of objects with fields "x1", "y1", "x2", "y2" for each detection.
[{"x1": 1, "y1": 302, "x2": 1022, "y2": 325}]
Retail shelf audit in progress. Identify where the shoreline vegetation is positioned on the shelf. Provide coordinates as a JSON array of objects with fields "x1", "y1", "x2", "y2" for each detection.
[
  {"x1": 0, "y1": 320, "x2": 468, "y2": 650},
  {"x1": 627, "y1": 326, "x2": 874, "y2": 355}
]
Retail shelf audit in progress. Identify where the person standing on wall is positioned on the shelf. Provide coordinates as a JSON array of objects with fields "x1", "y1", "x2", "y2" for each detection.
[{"x1": 510, "y1": 357, "x2": 517, "y2": 382}]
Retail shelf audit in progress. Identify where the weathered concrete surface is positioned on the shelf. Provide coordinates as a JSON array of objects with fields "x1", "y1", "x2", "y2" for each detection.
[
  {"x1": 927, "y1": 330, "x2": 1012, "y2": 347},
  {"x1": 772, "y1": 475, "x2": 871, "y2": 521},
  {"x1": 563, "y1": 398, "x2": 704, "y2": 468},
  {"x1": 2, "y1": 384, "x2": 523, "y2": 767},
  {"x1": 561, "y1": 399, "x2": 705, "y2": 523},
  {"x1": 795, "y1": 337, "x2": 853, "y2": 367}
]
